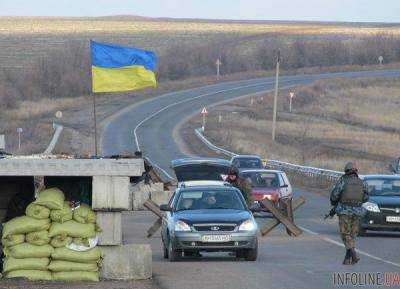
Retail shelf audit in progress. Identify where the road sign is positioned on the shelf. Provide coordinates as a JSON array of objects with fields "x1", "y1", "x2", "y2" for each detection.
[
  {"x1": 290, "y1": 92, "x2": 295, "y2": 99},
  {"x1": 378, "y1": 55, "x2": 384, "y2": 65},
  {"x1": 16, "y1": 128, "x2": 23, "y2": 133},
  {"x1": 55, "y1": 111, "x2": 63, "y2": 119},
  {"x1": 201, "y1": 107, "x2": 208, "y2": 115}
]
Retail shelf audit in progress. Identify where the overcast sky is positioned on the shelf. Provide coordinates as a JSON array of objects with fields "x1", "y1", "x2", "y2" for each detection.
[{"x1": 0, "y1": 0, "x2": 399, "y2": 23}]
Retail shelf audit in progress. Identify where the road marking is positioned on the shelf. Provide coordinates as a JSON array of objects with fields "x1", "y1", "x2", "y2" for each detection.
[
  {"x1": 133, "y1": 80, "x2": 277, "y2": 151},
  {"x1": 299, "y1": 225, "x2": 400, "y2": 268}
]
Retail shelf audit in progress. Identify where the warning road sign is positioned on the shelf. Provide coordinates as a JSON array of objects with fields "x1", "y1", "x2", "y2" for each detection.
[{"x1": 201, "y1": 107, "x2": 208, "y2": 115}]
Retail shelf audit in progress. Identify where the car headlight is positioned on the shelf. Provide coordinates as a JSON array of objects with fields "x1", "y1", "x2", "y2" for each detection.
[
  {"x1": 362, "y1": 202, "x2": 380, "y2": 213},
  {"x1": 238, "y1": 219, "x2": 256, "y2": 231},
  {"x1": 174, "y1": 220, "x2": 191, "y2": 232}
]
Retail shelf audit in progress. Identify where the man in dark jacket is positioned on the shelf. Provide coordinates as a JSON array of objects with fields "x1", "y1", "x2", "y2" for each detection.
[
  {"x1": 330, "y1": 162, "x2": 368, "y2": 265},
  {"x1": 226, "y1": 166, "x2": 252, "y2": 205}
]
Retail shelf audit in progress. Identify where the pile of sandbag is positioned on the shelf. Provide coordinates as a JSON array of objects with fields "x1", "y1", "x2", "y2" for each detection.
[{"x1": 2, "y1": 188, "x2": 101, "y2": 282}]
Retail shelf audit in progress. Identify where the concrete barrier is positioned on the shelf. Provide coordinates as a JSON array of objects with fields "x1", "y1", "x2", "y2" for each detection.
[
  {"x1": 92, "y1": 176, "x2": 132, "y2": 211},
  {"x1": 99, "y1": 244, "x2": 152, "y2": 280},
  {"x1": 97, "y1": 212, "x2": 122, "y2": 245}
]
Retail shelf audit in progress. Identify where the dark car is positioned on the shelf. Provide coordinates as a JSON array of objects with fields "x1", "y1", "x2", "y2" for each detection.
[
  {"x1": 360, "y1": 175, "x2": 400, "y2": 235},
  {"x1": 171, "y1": 158, "x2": 231, "y2": 184},
  {"x1": 160, "y1": 184, "x2": 258, "y2": 262},
  {"x1": 240, "y1": 169, "x2": 293, "y2": 209},
  {"x1": 230, "y1": 155, "x2": 264, "y2": 171}
]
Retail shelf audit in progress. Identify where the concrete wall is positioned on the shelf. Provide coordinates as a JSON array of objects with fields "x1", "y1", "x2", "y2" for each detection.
[
  {"x1": 96, "y1": 212, "x2": 122, "y2": 246},
  {"x1": 92, "y1": 176, "x2": 131, "y2": 211}
]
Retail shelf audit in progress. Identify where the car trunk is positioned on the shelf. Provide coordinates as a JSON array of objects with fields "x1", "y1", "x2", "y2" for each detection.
[{"x1": 173, "y1": 163, "x2": 230, "y2": 182}]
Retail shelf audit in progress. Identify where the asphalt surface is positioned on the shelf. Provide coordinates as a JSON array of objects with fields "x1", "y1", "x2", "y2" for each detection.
[{"x1": 102, "y1": 70, "x2": 400, "y2": 289}]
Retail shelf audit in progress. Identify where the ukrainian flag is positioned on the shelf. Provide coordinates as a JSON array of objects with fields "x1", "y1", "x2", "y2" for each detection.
[{"x1": 90, "y1": 41, "x2": 157, "y2": 93}]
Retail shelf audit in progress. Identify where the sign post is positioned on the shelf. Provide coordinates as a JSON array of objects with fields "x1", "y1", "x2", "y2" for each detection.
[
  {"x1": 289, "y1": 92, "x2": 295, "y2": 113},
  {"x1": 216, "y1": 59, "x2": 221, "y2": 80},
  {"x1": 16, "y1": 128, "x2": 23, "y2": 150},
  {"x1": 378, "y1": 55, "x2": 384, "y2": 65},
  {"x1": 201, "y1": 107, "x2": 208, "y2": 132}
]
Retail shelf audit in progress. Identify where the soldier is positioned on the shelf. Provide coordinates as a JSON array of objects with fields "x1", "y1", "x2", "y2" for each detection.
[
  {"x1": 330, "y1": 162, "x2": 368, "y2": 265},
  {"x1": 226, "y1": 166, "x2": 252, "y2": 205}
]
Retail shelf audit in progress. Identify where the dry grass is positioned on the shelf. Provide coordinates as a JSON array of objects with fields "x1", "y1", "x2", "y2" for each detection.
[{"x1": 187, "y1": 77, "x2": 400, "y2": 174}]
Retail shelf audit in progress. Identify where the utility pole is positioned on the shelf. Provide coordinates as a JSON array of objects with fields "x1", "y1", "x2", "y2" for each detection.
[{"x1": 272, "y1": 50, "x2": 281, "y2": 142}]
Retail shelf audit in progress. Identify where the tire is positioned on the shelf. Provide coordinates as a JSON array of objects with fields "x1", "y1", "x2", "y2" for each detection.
[
  {"x1": 244, "y1": 239, "x2": 258, "y2": 261},
  {"x1": 168, "y1": 240, "x2": 181, "y2": 262}
]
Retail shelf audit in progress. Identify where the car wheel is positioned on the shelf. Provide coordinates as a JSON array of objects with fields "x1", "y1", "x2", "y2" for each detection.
[
  {"x1": 244, "y1": 239, "x2": 258, "y2": 261},
  {"x1": 168, "y1": 240, "x2": 181, "y2": 262}
]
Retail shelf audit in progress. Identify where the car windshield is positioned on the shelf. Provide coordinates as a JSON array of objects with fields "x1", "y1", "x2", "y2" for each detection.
[
  {"x1": 175, "y1": 189, "x2": 245, "y2": 211},
  {"x1": 236, "y1": 158, "x2": 262, "y2": 168},
  {"x1": 364, "y1": 178, "x2": 400, "y2": 196},
  {"x1": 242, "y1": 172, "x2": 280, "y2": 188}
]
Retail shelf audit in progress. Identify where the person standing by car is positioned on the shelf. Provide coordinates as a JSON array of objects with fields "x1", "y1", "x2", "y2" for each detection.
[
  {"x1": 330, "y1": 162, "x2": 368, "y2": 265},
  {"x1": 226, "y1": 166, "x2": 252, "y2": 205}
]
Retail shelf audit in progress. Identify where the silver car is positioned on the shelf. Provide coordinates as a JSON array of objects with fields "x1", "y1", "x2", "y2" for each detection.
[{"x1": 160, "y1": 182, "x2": 259, "y2": 262}]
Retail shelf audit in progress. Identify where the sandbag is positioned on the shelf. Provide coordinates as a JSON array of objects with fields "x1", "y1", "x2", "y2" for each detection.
[
  {"x1": 26, "y1": 230, "x2": 50, "y2": 246},
  {"x1": 52, "y1": 271, "x2": 99, "y2": 282},
  {"x1": 4, "y1": 243, "x2": 54, "y2": 259},
  {"x1": 72, "y1": 237, "x2": 90, "y2": 247},
  {"x1": 51, "y1": 247, "x2": 101, "y2": 263},
  {"x1": 50, "y1": 235, "x2": 73, "y2": 248},
  {"x1": 2, "y1": 234, "x2": 25, "y2": 247},
  {"x1": 6, "y1": 269, "x2": 52, "y2": 281},
  {"x1": 73, "y1": 204, "x2": 96, "y2": 224},
  {"x1": 34, "y1": 187, "x2": 65, "y2": 210},
  {"x1": 50, "y1": 201, "x2": 73, "y2": 223},
  {"x1": 49, "y1": 220, "x2": 96, "y2": 238},
  {"x1": 2, "y1": 216, "x2": 50, "y2": 238},
  {"x1": 25, "y1": 203, "x2": 50, "y2": 220},
  {"x1": 3, "y1": 257, "x2": 50, "y2": 273},
  {"x1": 48, "y1": 260, "x2": 98, "y2": 272}
]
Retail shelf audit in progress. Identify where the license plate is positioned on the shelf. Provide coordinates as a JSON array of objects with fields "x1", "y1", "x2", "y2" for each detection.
[
  {"x1": 386, "y1": 216, "x2": 400, "y2": 223},
  {"x1": 201, "y1": 235, "x2": 231, "y2": 242}
]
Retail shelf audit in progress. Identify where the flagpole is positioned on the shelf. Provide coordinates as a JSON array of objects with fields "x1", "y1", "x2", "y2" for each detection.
[
  {"x1": 90, "y1": 40, "x2": 98, "y2": 157},
  {"x1": 92, "y1": 92, "x2": 98, "y2": 157}
]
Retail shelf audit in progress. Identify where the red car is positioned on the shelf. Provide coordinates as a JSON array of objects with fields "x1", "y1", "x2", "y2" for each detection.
[{"x1": 239, "y1": 169, "x2": 293, "y2": 209}]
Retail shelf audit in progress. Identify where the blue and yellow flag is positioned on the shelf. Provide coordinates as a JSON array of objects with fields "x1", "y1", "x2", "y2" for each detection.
[{"x1": 90, "y1": 41, "x2": 157, "y2": 93}]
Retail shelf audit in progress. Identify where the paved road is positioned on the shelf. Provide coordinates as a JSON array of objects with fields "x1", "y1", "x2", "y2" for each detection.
[{"x1": 102, "y1": 70, "x2": 400, "y2": 289}]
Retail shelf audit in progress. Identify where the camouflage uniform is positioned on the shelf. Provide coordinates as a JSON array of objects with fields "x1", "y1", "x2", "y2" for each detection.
[
  {"x1": 330, "y1": 174, "x2": 368, "y2": 250},
  {"x1": 230, "y1": 177, "x2": 252, "y2": 205}
]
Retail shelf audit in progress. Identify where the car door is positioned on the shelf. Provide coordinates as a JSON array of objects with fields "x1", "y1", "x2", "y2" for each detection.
[
  {"x1": 279, "y1": 172, "x2": 292, "y2": 199},
  {"x1": 161, "y1": 190, "x2": 177, "y2": 243}
]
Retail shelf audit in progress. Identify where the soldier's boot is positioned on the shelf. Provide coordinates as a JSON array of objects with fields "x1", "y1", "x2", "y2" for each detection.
[
  {"x1": 343, "y1": 249, "x2": 352, "y2": 265},
  {"x1": 350, "y1": 248, "x2": 360, "y2": 265}
]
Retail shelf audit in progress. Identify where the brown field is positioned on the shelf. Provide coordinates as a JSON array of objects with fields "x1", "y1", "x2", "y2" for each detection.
[
  {"x1": 184, "y1": 77, "x2": 400, "y2": 174},
  {"x1": 1, "y1": 17, "x2": 400, "y2": 70},
  {"x1": 2, "y1": 16, "x2": 400, "y2": 155}
]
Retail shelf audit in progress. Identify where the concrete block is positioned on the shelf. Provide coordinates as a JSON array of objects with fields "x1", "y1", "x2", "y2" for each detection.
[
  {"x1": 99, "y1": 244, "x2": 152, "y2": 280},
  {"x1": 150, "y1": 190, "x2": 173, "y2": 206},
  {"x1": 149, "y1": 182, "x2": 164, "y2": 192},
  {"x1": 131, "y1": 182, "x2": 150, "y2": 211},
  {"x1": 92, "y1": 176, "x2": 131, "y2": 211},
  {"x1": 96, "y1": 212, "x2": 122, "y2": 245}
]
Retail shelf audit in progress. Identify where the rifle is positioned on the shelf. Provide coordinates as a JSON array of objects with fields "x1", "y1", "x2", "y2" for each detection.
[{"x1": 324, "y1": 205, "x2": 337, "y2": 220}]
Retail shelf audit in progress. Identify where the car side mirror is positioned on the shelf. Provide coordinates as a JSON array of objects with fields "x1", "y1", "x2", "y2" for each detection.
[
  {"x1": 249, "y1": 203, "x2": 262, "y2": 213},
  {"x1": 159, "y1": 204, "x2": 172, "y2": 212},
  {"x1": 389, "y1": 164, "x2": 396, "y2": 173}
]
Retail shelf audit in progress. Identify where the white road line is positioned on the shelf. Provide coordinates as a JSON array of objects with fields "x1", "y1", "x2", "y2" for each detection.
[
  {"x1": 133, "y1": 80, "x2": 277, "y2": 151},
  {"x1": 299, "y1": 225, "x2": 400, "y2": 268},
  {"x1": 133, "y1": 79, "x2": 280, "y2": 180}
]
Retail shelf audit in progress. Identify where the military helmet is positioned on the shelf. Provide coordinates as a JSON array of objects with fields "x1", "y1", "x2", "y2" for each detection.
[{"x1": 344, "y1": 162, "x2": 358, "y2": 173}]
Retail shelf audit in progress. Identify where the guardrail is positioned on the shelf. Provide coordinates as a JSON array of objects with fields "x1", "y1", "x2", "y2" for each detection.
[
  {"x1": 43, "y1": 123, "x2": 63, "y2": 155},
  {"x1": 194, "y1": 128, "x2": 342, "y2": 185}
]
